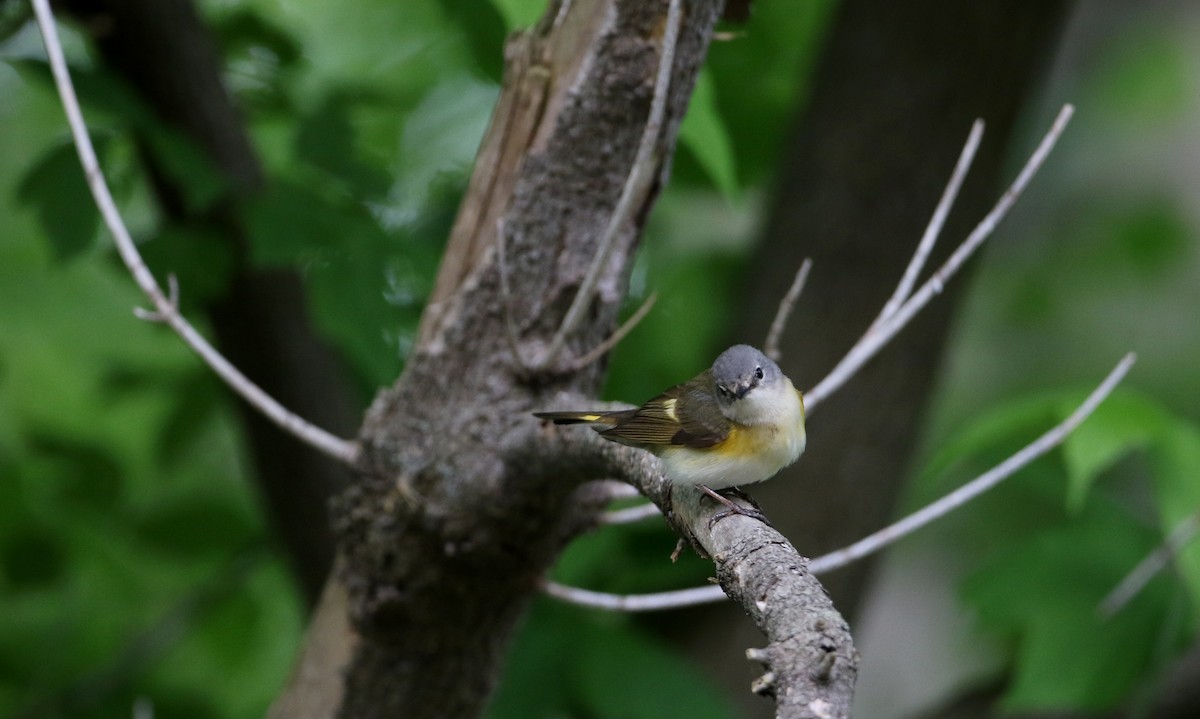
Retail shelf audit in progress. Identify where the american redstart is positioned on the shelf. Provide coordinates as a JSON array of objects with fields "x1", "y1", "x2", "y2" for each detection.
[{"x1": 535, "y1": 345, "x2": 806, "y2": 498}]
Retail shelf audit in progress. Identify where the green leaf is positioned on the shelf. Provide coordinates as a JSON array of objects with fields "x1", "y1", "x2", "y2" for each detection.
[
  {"x1": 294, "y1": 94, "x2": 394, "y2": 200},
  {"x1": 240, "y1": 181, "x2": 346, "y2": 265},
  {"x1": 141, "y1": 126, "x2": 229, "y2": 215},
  {"x1": 488, "y1": 0, "x2": 546, "y2": 30},
  {"x1": 5, "y1": 58, "x2": 154, "y2": 125},
  {"x1": 574, "y1": 616, "x2": 735, "y2": 719},
  {"x1": 211, "y1": 7, "x2": 303, "y2": 69},
  {"x1": 911, "y1": 391, "x2": 1061, "y2": 505},
  {"x1": 679, "y1": 68, "x2": 739, "y2": 201},
  {"x1": 139, "y1": 224, "x2": 236, "y2": 306},
  {"x1": 963, "y1": 503, "x2": 1187, "y2": 712},
  {"x1": 16, "y1": 139, "x2": 102, "y2": 262},
  {"x1": 704, "y1": 0, "x2": 836, "y2": 185},
  {"x1": 605, "y1": 248, "x2": 742, "y2": 403},
  {"x1": 1059, "y1": 389, "x2": 1162, "y2": 512},
  {"x1": 0, "y1": 1, "x2": 31, "y2": 44},
  {"x1": 1148, "y1": 421, "x2": 1200, "y2": 615},
  {"x1": 486, "y1": 602, "x2": 577, "y2": 718},
  {"x1": 132, "y1": 494, "x2": 257, "y2": 559},
  {"x1": 493, "y1": 600, "x2": 735, "y2": 719},
  {"x1": 436, "y1": 0, "x2": 507, "y2": 82}
]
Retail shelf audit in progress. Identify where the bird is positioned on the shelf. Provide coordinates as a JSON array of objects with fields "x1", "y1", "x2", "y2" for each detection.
[{"x1": 535, "y1": 344, "x2": 805, "y2": 515}]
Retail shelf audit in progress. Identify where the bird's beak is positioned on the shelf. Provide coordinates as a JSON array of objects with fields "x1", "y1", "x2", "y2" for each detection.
[{"x1": 733, "y1": 381, "x2": 753, "y2": 399}]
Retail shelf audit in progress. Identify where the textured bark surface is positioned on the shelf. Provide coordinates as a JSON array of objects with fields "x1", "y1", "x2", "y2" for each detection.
[
  {"x1": 274, "y1": 2, "x2": 737, "y2": 717},
  {"x1": 676, "y1": 492, "x2": 858, "y2": 718},
  {"x1": 56, "y1": 0, "x2": 357, "y2": 604},
  {"x1": 532, "y1": 430, "x2": 859, "y2": 719},
  {"x1": 670, "y1": 1, "x2": 1070, "y2": 713}
]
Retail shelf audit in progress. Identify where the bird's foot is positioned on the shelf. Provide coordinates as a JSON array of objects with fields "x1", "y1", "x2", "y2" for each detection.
[{"x1": 699, "y1": 485, "x2": 773, "y2": 529}]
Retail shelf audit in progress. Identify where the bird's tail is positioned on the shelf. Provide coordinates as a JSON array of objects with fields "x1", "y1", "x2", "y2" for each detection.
[{"x1": 533, "y1": 410, "x2": 628, "y2": 427}]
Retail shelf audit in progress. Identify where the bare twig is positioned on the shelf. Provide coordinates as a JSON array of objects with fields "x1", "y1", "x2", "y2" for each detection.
[
  {"x1": 494, "y1": 220, "x2": 529, "y2": 368},
  {"x1": 1099, "y1": 510, "x2": 1200, "y2": 619},
  {"x1": 571, "y1": 292, "x2": 658, "y2": 370},
  {"x1": 546, "y1": 352, "x2": 1136, "y2": 611},
  {"x1": 132, "y1": 273, "x2": 179, "y2": 323},
  {"x1": 31, "y1": 0, "x2": 358, "y2": 466},
  {"x1": 602, "y1": 501, "x2": 662, "y2": 525},
  {"x1": 810, "y1": 352, "x2": 1134, "y2": 573},
  {"x1": 588, "y1": 479, "x2": 642, "y2": 501},
  {"x1": 763, "y1": 258, "x2": 812, "y2": 362},
  {"x1": 539, "y1": 0, "x2": 682, "y2": 370},
  {"x1": 873, "y1": 120, "x2": 984, "y2": 327},
  {"x1": 543, "y1": 577, "x2": 720, "y2": 611},
  {"x1": 805, "y1": 105, "x2": 1074, "y2": 413}
]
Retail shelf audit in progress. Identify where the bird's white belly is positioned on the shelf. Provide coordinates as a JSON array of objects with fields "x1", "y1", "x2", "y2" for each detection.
[{"x1": 659, "y1": 421, "x2": 806, "y2": 490}]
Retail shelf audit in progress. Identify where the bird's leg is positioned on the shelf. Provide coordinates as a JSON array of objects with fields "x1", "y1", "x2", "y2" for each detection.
[{"x1": 699, "y1": 485, "x2": 773, "y2": 528}]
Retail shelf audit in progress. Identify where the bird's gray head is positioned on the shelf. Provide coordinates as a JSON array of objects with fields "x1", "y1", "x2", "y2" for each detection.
[{"x1": 711, "y1": 344, "x2": 782, "y2": 407}]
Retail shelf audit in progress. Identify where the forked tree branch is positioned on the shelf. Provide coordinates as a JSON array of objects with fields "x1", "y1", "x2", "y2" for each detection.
[
  {"x1": 804, "y1": 105, "x2": 1073, "y2": 413},
  {"x1": 543, "y1": 350, "x2": 1135, "y2": 612},
  {"x1": 30, "y1": 0, "x2": 359, "y2": 466},
  {"x1": 764, "y1": 258, "x2": 813, "y2": 362},
  {"x1": 536, "y1": 0, "x2": 682, "y2": 371},
  {"x1": 533, "y1": 430, "x2": 857, "y2": 717},
  {"x1": 871, "y1": 119, "x2": 984, "y2": 330},
  {"x1": 543, "y1": 106, "x2": 1132, "y2": 616}
]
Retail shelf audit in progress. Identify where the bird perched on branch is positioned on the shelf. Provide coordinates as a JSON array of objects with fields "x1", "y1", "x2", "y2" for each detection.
[{"x1": 535, "y1": 344, "x2": 805, "y2": 514}]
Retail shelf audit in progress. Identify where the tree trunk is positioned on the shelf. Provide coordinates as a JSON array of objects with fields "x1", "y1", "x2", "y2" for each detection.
[{"x1": 276, "y1": 2, "x2": 737, "y2": 716}]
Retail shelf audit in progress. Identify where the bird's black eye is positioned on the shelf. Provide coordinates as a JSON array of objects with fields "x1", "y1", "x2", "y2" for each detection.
[{"x1": 754, "y1": 367, "x2": 764, "y2": 381}]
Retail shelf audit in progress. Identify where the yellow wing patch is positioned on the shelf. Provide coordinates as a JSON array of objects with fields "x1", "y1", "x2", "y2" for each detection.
[{"x1": 661, "y1": 398, "x2": 678, "y2": 420}]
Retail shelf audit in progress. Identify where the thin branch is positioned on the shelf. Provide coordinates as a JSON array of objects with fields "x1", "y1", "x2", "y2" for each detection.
[
  {"x1": 763, "y1": 258, "x2": 812, "y2": 362},
  {"x1": 587, "y1": 479, "x2": 642, "y2": 501},
  {"x1": 602, "y1": 501, "x2": 662, "y2": 525},
  {"x1": 570, "y1": 292, "x2": 658, "y2": 370},
  {"x1": 1099, "y1": 510, "x2": 1200, "y2": 619},
  {"x1": 539, "y1": 0, "x2": 682, "y2": 370},
  {"x1": 494, "y1": 220, "x2": 529, "y2": 369},
  {"x1": 873, "y1": 119, "x2": 984, "y2": 327},
  {"x1": 30, "y1": 0, "x2": 358, "y2": 466},
  {"x1": 543, "y1": 578, "x2": 719, "y2": 611},
  {"x1": 809, "y1": 352, "x2": 1134, "y2": 574},
  {"x1": 805, "y1": 104, "x2": 1074, "y2": 413},
  {"x1": 545, "y1": 352, "x2": 1136, "y2": 611},
  {"x1": 132, "y1": 273, "x2": 179, "y2": 323}
]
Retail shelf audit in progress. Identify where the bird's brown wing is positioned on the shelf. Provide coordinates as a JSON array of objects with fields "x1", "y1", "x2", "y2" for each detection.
[{"x1": 599, "y1": 371, "x2": 730, "y2": 449}]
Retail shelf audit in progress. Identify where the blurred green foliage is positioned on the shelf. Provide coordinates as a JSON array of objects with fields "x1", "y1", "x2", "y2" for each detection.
[
  {"x1": 2, "y1": 1, "x2": 1199, "y2": 718},
  {"x1": 909, "y1": 387, "x2": 1200, "y2": 712}
]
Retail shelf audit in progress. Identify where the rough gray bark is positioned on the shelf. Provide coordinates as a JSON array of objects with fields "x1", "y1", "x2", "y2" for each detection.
[
  {"x1": 266, "y1": 1, "x2": 714, "y2": 716},
  {"x1": 271, "y1": 1, "x2": 859, "y2": 717},
  {"x1": 532, "y1": 427, "x2": 859, "y2": 719},
  {"x1": 55, "y1": 0, "x2": 356, "y2": 604}
]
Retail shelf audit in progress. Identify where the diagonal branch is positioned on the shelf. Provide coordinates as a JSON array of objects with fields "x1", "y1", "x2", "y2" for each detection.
[
  {"x1": 538, "y1": 0, "x2": 682, "y2": 370},
  {"x1": 536, "y1": 430, "x2": 857, "y2": 717},
  {"x1": 805, "y1": 104, "x2": 1073, "y2": 413},
  {"x1": 763, "y1": 258, "x2": 813, "y2": 362},
  {"x1": 544, "y1": 352, "x2": 1136, "y2": 612},
  {"x1": 30, "y1": 0, "x2": 358, "y2": 466},
  {"x1": 1099, "y1": 509, "x2": 1200, "y2": 618},
  {"x1": 872, "y1": 119, "x2": 984, "y2": 328}
]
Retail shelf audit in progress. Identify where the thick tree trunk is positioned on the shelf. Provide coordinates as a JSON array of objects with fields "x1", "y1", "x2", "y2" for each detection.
[{"x1": 275, "y1": 2, "x2": 735, "y2": 717}]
